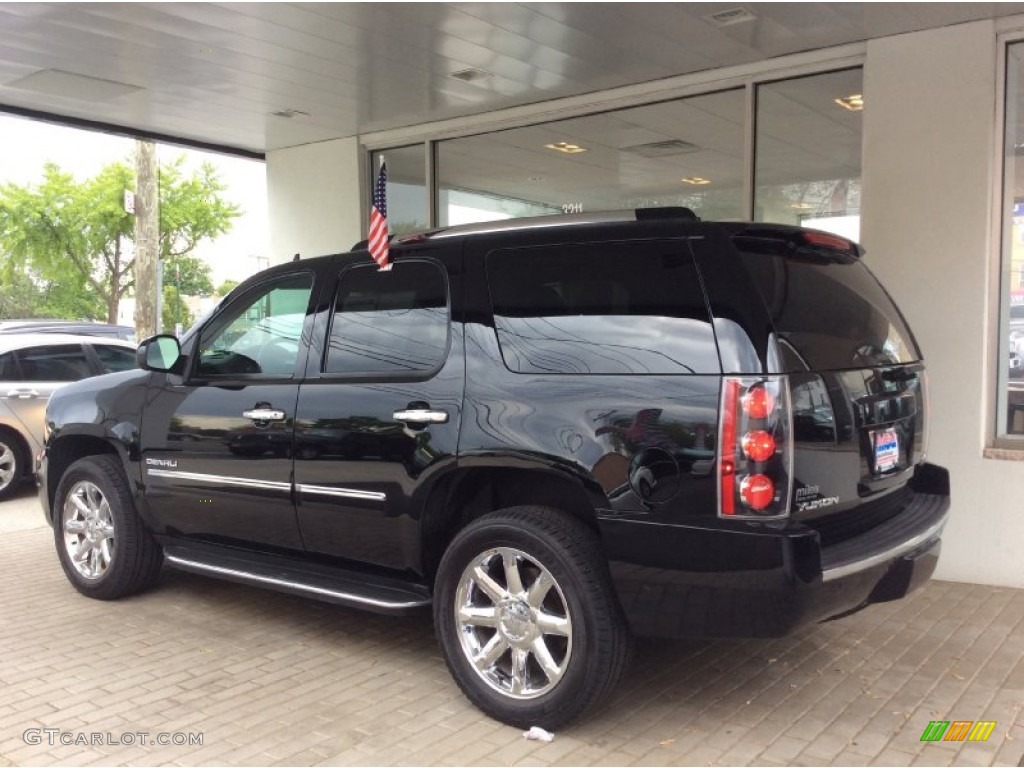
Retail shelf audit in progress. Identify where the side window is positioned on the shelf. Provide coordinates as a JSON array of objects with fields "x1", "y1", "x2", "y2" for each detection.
[
  {"x1": 326, "y1": 260, "x2": 449, "y2": 376},
  {"x1": 486, "y1": 243, "x2": 719, "y2": 375},
  {"x1": 197, "y1": 274, "x2": 314, "y2": 377},
  {"x1": 15, "y1": 345, "x2": 93, "y2": 382},
  {"x1": 93, "y1": 345, "x2": 138, "y2": 374},
  {"x1": 0, "y1": 352, "x2": 19, "y2": 381}
]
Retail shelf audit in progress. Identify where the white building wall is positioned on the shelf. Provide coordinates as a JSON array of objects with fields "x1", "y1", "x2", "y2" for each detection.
[
  {"x1": 862, "y1": 21, "x2": 1024, "y2": 587},
  {"x1": 265, "y1": 137, "x2": 363, "y2": 265}
]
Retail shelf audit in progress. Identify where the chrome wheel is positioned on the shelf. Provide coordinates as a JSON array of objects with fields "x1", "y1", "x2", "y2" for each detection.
[
  {"x1": 0, "y1": 441, "x2": 16, "y2": 491},
  {"x1": 61, "y1": 480, "x2": 115, "y2": 580},
  {"x1": 455, "y1": 546, "x2": 572, "y2": 700}
]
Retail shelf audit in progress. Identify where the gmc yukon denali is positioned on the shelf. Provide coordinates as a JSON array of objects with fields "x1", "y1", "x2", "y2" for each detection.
[{"x1": 40, "y1": 209, "x2": 950, "y2": 728}]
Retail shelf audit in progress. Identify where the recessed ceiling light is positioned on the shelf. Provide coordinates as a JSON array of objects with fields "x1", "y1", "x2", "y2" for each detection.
[
  {"x1": 835, "y1": 94, "x2": 864, "y2": 112},
  {"x1": 451, "y1": 68, "x2": 492, "y2": 83},
  {"x1": 270, "y1": 109, "x2": 310, "y2": 119},
  {"x1": 704, "y1": 7, "x2": 757, "y2": 26},
  {"x1": 544, "y1": 142, "x2": 587, "y2": 154},
  {"x1": 624, "y1": 139, "x2": 700, "y2": 158},
  {"x1": 681, "y1": 176, "x2": 711, "y2": 185}
]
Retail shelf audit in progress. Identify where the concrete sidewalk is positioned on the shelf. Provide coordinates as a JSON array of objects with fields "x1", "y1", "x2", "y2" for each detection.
[{"x1": 0, "y1": 486, "x2": 1021, "y2": 766}]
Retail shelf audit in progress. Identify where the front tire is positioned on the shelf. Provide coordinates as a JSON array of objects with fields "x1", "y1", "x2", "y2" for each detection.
[
  {"x1": 0, "y1": 428, "x2": 27, "y2": 501},
  {"x1": 54, "y1": 455, "x2": 163, "y2": 600},
  {"x1": 434, "y1": 507, "x2": 630, "y2": 729}
]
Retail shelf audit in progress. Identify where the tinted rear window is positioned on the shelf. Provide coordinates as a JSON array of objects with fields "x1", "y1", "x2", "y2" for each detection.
[
  {"x1": 736, "y1": 248, "x2": 921, "y2": 371},
  {"x1": 486, "y1": 242, "x2": 719, "y2": 375}
]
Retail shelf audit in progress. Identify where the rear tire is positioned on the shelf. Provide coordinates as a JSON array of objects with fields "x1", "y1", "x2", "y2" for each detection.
[
  {"x1": 0, "y1": 428, "x2": 27, "y2": 501},
  {"x1": 434, "y1": 506, "x2": 630, "y2": 729},
  {"x1": 53, "y1": 455, "x2": 163, "y2": 600}
]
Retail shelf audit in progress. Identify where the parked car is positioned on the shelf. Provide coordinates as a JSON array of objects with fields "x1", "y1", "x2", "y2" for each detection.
[
  {"x1": 40, "y1": 209, "x2": 950, "y2": 728},
  {"x1": 0, "y1": 319, "x2": 135, "y2": 342},
  {"x1": 0, "y1": 334, "x2": 137, "y2": 499}
]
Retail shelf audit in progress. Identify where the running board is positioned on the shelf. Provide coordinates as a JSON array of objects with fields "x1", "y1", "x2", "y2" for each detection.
[{"x1": 162, "y1": 543, "x2": 431, "y2": 615}]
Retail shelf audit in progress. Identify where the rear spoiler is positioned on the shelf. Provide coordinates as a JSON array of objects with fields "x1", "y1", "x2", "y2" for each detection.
[{"x1": 720, "y1": 223, "x2": 864, "y2": 261}]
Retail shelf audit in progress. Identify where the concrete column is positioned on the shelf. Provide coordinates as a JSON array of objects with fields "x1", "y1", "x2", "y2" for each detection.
[
  {"x1": 862, "y1": 21, "x2": 1024, "y2": 587},
  {"x1": 266, "y1": 137, "x2": 363, "y2": 264}
]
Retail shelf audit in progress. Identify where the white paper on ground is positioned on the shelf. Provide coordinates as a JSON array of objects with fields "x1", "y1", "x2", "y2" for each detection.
[{"x1": 522, "y1": 726, "x2": 554, "y2": 742}]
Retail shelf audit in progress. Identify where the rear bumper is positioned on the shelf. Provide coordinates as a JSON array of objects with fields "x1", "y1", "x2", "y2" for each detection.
[{"x1": 600, "y1": 463, "x2": 949, "y2": 639}]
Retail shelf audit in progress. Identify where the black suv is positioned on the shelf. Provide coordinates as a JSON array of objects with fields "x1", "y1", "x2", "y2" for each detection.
[{"x1": 41, "y1": 209, "x2": 949, "y2": 728}]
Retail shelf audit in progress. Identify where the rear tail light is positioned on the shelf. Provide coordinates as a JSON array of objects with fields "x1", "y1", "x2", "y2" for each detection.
[{"x1": 718, "y1": 376, "x2": 793, "y2": 519}]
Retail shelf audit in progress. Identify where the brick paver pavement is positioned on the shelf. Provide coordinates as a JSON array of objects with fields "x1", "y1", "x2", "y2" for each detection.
[{"x1": 1, "y1": 486, "x2": 1022, "y2": 766}]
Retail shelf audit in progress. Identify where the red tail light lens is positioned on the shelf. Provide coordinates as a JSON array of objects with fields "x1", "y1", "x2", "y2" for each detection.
[
  {"x1": 801, "y1": 230, "x2": 854, "y2": 251},
  {"x1": 717, "y1": 376, "x2": 793, "y2": 520},
  {"x1": 742, "y1": 385, "x2": 774, "y2": 419},
  {"x1": 719, "y1": 380, "x2": 739, "y2": 516},
  {"x1": 740, "y1": 474, "x2": 775, "y2": 510},
  {"x1": 741, "y1": 430, "x2": 776, "y2": 462}
]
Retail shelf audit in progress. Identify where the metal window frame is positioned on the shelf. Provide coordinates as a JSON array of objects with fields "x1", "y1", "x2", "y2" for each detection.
[{"x1": 990, "y1": 32, "x2": 1024, "y2": 447}]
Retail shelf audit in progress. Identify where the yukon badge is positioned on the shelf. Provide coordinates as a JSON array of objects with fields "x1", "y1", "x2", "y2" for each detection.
[
  {"x1": 146, "y1": 458, "x2": 178, "y2": 468},
  {"x1": 795, "y1": 485, "x2": 840, "y2": 512}
]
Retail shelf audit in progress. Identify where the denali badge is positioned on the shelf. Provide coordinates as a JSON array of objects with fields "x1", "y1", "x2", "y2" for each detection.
[{"x1": 145, "y1": 458, "x2": 178, "y2": 468}]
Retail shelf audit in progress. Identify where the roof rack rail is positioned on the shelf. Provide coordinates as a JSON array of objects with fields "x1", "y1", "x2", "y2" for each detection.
[{"x1": 351, "y1": 207, "x2": 700, "y2": 250}]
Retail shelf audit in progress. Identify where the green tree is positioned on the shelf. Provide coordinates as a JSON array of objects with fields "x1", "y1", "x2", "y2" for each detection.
[
  {"x1": 167, "y1": 255, "x2": 214, "y2": 297},
  {"x1": 0, "y1": 157, "x2": 238, "y2": 324},
  {"x1": 161, "y1": 285, "x2": 193, "y2": 332},
  {"x1": 216, "y1": 279, "x2": 240, "y2": 296},
  {"x1": 0, "y1": 270, "x2": 46, "y2": 319}
]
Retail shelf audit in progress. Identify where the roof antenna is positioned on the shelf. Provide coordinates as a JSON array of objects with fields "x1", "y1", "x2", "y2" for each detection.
[{"x1": 293, "y1": 253, "x2": 300, "y2": 262}]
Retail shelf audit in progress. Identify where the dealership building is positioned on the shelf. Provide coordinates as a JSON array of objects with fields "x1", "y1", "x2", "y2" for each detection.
[{"x1": 3, "y1": 3, "x2": 1024, "y2": 588}]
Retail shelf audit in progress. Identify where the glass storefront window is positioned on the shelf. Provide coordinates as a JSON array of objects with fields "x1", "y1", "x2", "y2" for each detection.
[
  {"x1": 998, "y1": 44, "x2": 1024, "y2": 439},
  {"x1": 436, "y1": 89, "x2": 746, "y2": 226},
  {"x1": 369, "y1": 145, "x2": 428, "y2": 236},
  {"x1": 754, "y1": 69, "x2": 863, "y2": 240}
]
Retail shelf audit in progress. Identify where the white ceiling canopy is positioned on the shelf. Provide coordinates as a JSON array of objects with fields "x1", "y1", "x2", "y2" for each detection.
[{"x1": 1, "y1": 2, "x2": 1023, "y2": 155}]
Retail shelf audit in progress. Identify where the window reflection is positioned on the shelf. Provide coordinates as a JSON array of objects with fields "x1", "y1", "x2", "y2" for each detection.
[
  {"x1": 755, "y1": 69, "x2": 863, "y2": 240},
  {"x1": 437, "y1": 89, "x2": 745, "y2": 226},
  {"x1": 1000, "y1": 45, "x2": 1024, "y2": 437},
  {"x1": 370, "y1": 145, "x2": 428, "y2": 236},
  {"x1": 487, "y1": 244, "x2": 718, "y2": 375},
  {"x1": 326, "y1": 261, "x2": 449, "y2": 376}
]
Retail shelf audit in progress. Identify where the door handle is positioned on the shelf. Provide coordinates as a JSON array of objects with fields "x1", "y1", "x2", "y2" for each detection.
[
  {"x1": 393, "y1": 408, "x2": 449, "y2": 425},
  {"x1": 6, "y1": 389, "x2": 39, "y2": 399},
  {"x1": 242, "y1": 408, "x2": 287, "y2": 422}
]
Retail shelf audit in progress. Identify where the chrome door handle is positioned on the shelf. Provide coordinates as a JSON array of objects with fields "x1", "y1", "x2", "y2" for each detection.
[
  {"x1": 6, "y1": 389, "x2": 39, "y2": 399},
  {"x1": 242, "y1": 408, "x2": 286, "y2": 422},
  {"x1": 393, "y1": 408, "x2": 449, "y2": 425}
]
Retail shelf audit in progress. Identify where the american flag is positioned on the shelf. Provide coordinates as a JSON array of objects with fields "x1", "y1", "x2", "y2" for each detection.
[{"x1": 368, "y1": 162, "x2": 391, "y2": 271}]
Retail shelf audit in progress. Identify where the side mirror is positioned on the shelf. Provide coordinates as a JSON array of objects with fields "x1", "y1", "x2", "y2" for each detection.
[{"x1": 137, "y1": 334, "x2": 182, "y2": 373}]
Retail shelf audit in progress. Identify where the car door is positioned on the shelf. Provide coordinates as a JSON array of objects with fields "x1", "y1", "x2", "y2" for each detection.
[
  {"x1": 0, "y1": 343, "x2": 94, "y2": 451},
  {"x1": 293, "y1": 253, "x2": 463, "y2": 571},
  {"x1": 139, "y1": 272, "x2": 315, "y2": 551}
]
